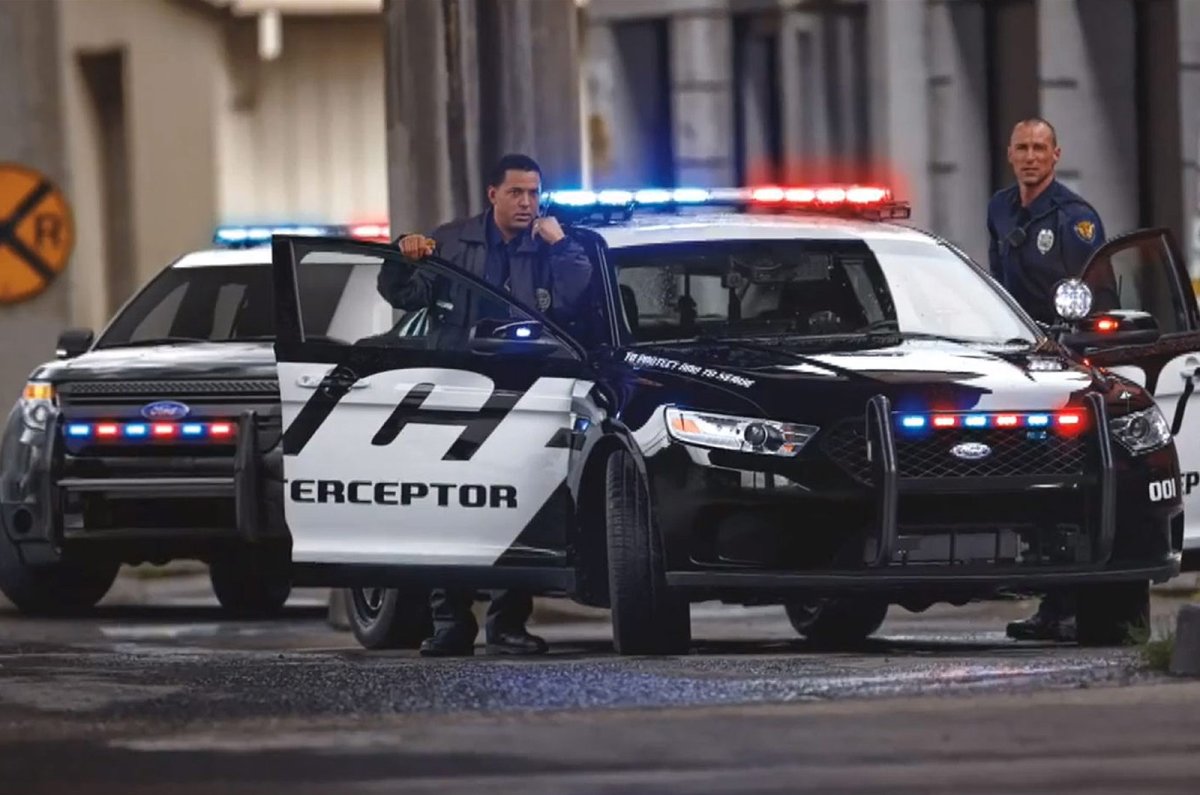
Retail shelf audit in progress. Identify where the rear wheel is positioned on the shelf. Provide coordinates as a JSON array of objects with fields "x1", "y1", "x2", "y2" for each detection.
[
  {"x1": 209, "y1": 546, "x2": 291, "y2": 617},
  {"x1": 1076, "y1": 580, "x2": 1149, "y2": 647},
  {"x1": 785, "y1": 597, "x2": 889, "y2": 646},
  {"x1": 0, "y1": 558, "x2": 119, "y2": 615},
  {"x1": 344, "y1": 587, "x2": 432, "y2": 649},
  {"x1": 605, "y1": 450, "x2": 690, "y2": 655}
]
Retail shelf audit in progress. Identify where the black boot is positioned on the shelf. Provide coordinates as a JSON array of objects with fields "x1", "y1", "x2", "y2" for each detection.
[{"x1": 1006, "y1": 591, "x2": 1077, "y2": 642}]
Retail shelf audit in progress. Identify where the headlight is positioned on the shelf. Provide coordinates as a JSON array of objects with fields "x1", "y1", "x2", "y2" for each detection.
[
  {"x1": 19, "y1": 381, "x2": 57, "y2": 431},
  {"x1": 1109, "y1": 405, "x2": 1171, "y2": 455},
  {"x1": 664, "y1": 408, "x2": 817, "y2": 456}
]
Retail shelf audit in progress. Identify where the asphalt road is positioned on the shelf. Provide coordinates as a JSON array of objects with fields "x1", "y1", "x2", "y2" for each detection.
[{"x1": 2, "y1": 571, "x2": 1200, "y2": 794}]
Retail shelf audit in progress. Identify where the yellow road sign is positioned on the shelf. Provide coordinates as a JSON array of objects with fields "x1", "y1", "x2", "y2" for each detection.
[{"x1": 0, "y1": 162, "x2": 75, "y2": 305}]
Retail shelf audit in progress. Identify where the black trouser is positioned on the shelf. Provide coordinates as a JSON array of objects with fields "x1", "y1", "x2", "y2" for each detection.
[
  {"x1": 1038, "y1": 588, "x2": 1076, "y2": 618},
  {"x1": 429, "y1": 588, "x2": 533, "y2": 641}
]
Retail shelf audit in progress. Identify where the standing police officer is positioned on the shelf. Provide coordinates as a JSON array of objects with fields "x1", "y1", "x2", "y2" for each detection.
[
  {"x1": 381, "y1": 153, "x2": 594, "y2": 657},
  {"x1": 987, "y1": 117, "x2": 1106, "y2": 641}
]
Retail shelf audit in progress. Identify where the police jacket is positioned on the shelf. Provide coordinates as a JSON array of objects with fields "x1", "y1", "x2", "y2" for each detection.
[
  {"x1": 986, "y1": 179, "x2": 1106, "y2": 324},
  {"x1": 378, "y1": 210, "x2": 594, "y2": 332}
]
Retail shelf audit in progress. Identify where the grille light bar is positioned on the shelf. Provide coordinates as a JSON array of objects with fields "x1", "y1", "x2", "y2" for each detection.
[
  {"x1": 896, "y1": 411, "x2": 1086, "y2": 432},
  {"x1": 64, "y1": 421, "x2": 236, "y2": 441}
]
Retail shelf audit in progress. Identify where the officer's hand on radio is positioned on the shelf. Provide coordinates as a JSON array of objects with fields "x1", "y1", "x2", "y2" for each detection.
[
  {"x1": 531, "y1": 216, "x2": 565, "y2": 245},
  {"x1": 398, "y1": 234, "x2": 436, "y2": 259}
]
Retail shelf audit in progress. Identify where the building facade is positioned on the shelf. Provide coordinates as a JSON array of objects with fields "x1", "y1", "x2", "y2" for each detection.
[{"x1": 582, "y1": 0, "x2": 1200, "y2": 271}]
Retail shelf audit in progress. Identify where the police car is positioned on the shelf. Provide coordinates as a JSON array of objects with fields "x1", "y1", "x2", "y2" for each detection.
[
  {"x1": 0, "y1": 222, "x2": 390, "y2": 615},
  {"x1": 270, "y1": 185, "x2": 1200, "y2": 654}
]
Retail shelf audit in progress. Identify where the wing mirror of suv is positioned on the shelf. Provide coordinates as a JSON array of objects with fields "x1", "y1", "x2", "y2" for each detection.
[
  {"x1": 468, "y1": 318, "x2": 560, "y2": 356},
  {"x1": 56, "y1": 328, "x2": 94, "y2": 359},
  {"x1": 1052, "y1": 279, "x2": 1161, "y2": 351},
  {"x1": 1059, "y1": 311, "x2": 1161, "y2": 351}
]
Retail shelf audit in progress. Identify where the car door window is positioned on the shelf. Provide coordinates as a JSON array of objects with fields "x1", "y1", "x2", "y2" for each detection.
[
  {"x1": 293, "y1": 248, "x2": 575, "y2": 357},
  {"x1": 1081, "y1": 230, "x2": 1196, "y2": 334}
]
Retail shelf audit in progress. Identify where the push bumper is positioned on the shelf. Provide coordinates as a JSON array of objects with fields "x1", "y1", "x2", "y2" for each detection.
[{"x1": 1, "y1": 411, "x2": 278, "y2": 565}]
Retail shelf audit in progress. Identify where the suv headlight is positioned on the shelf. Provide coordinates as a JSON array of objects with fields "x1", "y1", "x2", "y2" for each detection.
[
  {"x1": 1109, "y1": 405, "x2": 1171, "y2": 455},
  {"x1": 19, "y1": 381, "x2": 57, "y2": 431},
  {"x1": 665, "y1": 408, "x2": 817, "y2": 456}
]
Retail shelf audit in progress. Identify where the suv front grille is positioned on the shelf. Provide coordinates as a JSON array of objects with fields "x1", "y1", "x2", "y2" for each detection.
[
  {"x1": 59, "y1": 379, "x2": 280, "y2": 408},
  {"x1": 821, "y1": 419, "x2": 1089, "y2": 484}
]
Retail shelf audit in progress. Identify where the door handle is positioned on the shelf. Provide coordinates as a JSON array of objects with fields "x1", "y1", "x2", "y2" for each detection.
[{"x1": 296, "y1": 374, "x2": 368, "y2": 389}]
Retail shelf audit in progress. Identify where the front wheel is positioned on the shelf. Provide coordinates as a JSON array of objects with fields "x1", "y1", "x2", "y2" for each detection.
[
  {"x1": 344, "y1": 587, "x2": 432, "y2": 649},
  {"x1": 785, "y1": 597, "x2": 889, "y2": 646},
  {"x1": 209, "y1": 547, "x2": 291, "y2": 617},
  {"x1": 605, "y1": 450, "x2": 690, "y2": 655},
  {"x1": 0, "y1": 558, "x2": 119, "y2": 615},
  {"x1": 1075, "y1": 580, "x2": 1149, "y2": 647}
]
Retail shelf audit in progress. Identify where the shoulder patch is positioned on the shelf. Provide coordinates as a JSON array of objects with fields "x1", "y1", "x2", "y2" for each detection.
[{"x1": 1074, "y1": 219, "x2": 1096, "y2": 243}]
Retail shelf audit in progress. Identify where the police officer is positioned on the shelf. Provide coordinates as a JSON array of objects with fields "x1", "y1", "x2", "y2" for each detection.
[
  {"x1": 987, "y1": 118, "x2": 1105, "y2": 641},
  {"x1": 382, "y1": 153, "x2": 593, "y2": 657}
]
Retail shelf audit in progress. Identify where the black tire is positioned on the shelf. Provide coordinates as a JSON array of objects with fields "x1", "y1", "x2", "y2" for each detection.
[
  {"x1": 209, "y1": 548, "x2": 291, "y2": 617},
  {"x1": 0, "y1": 559, "x2": 119, "y2": 615},
  {"x1": 344, "y1": 587, "x2": 432, "y2": 649},
  {"x1": 605, "y1": 449, "x2": 690, "y2": 655},
  {"x1": 785, "y1": 597, "x2": 889, "y2": 646},
  {"x1": 1076, "y1": 580, "x2": 1149, "y2": 647}
]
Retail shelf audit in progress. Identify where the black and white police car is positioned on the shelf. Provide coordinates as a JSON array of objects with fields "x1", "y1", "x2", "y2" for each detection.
[
  {"x1": 0, "y1": 222, "x2": 392, "y2": 616},
  {"x1": 270, "y1": 185, "x2": 1200, "y2": 654}
]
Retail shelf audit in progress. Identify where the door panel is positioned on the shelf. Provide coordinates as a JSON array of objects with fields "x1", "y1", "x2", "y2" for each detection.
[
  {"x1": 1081, "y1": 229, "x2": 1200, "y2": 551},
  {"x1": 271, "y1": 236, "x2": 590, "y2": 568}
]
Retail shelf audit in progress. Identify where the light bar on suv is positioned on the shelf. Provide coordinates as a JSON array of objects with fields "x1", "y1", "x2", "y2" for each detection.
[{"x1": 213, "y1": 220, "x2": 392, "y2": 248}]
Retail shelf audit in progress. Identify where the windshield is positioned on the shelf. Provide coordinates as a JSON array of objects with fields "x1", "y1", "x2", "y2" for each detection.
[
  {"x1": 96, "y1": 262, "x2": 352, "y2": 348},
  {"x1": 611, "y1": 237, "x2": 1038, "y2": 346}
]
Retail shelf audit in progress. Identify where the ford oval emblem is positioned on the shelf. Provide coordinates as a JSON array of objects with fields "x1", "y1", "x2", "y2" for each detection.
[
  {"x1": 950, "y1": 442, "x2": 992, "y2": 461},
  {"x1": 141, "y1": 400, "x2": 190, "y2": 420}
]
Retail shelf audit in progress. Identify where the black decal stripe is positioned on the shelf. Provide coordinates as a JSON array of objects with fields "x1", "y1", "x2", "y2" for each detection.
[
  {"x1": 371, "y1": 382, "x2": 436, "y2": 446},
  {"x1": 443, "y1": 390, "x2": 522, "y2": 461},
  {"x1": 544, "y1": 428, "x2": 574, "y2": 449}
]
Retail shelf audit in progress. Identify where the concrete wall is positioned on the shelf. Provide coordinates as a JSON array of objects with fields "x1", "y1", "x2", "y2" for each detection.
[
  {"x1": 60, "y1": 0, "x2": 225, "y2": 331},
  {"x1": 217, "y1": 15, "x2": 388, "y2": 227}
]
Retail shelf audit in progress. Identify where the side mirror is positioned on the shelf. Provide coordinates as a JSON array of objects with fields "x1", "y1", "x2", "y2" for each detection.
[
  {"x1": 56, "y1": 328, "x2": 94, "y2": 359},
  {"x1": 1060, "y1": 310, "x2": 1161, "y2": 351},
  {"x1": 468, "y1": 318, "x2": 560, "y2": 356}
]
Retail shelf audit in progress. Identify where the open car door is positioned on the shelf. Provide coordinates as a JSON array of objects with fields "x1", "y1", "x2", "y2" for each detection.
[
  {"x1": 1078, "y1": 228, "x2": 1200, "y2": 562},
  {"x1": 270, "y1": 235, "x2": 593, "y2": 590}
]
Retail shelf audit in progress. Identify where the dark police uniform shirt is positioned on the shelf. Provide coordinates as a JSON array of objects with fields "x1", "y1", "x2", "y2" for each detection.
[{"x1": 986, "y1": 179, "x2": 1105, "y2": 324}]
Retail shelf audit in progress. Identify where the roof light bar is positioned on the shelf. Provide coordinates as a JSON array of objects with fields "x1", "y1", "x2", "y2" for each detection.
[
  {"x1": 540, "y1": 183, "x2": 910, "y2": 222},
  {"x1": 213, "y1": 221, "x2": 392, "y2": 247}
]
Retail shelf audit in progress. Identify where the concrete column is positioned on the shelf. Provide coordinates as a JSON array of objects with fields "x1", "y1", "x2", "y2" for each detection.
[
  {"x1": 926, "y1": 0, "x2": 991, "y2": 263},
  {"x1": 866, "y1": 0, "x2": 931, "y2": 231},
  {"x1": 1037, "y1": 0, "x2": 1139, "y2": 237},
  {"x1": 1180, "y1": 0, "x2": 1200, "y2": 273},
  {"x1": 0, "y1": 0, "x2": 71, "y2": 405},
  {"x1": 476, "y1": 0, "x2": 537, "y2": 181},
  {"x1": 530, "y1": 0, "x2": 584, "y2": 189},
  {"x1": 383, "y1": 0, "x2": 456, "y2": 236},
  {"x1": 669, "y1": 5, "x2": 736, "y2": 187}
]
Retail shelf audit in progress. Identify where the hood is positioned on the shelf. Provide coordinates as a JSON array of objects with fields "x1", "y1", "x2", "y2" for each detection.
[
  {"x1": 627, "y1": 337, "x2": 1103, "y2": 417},
  {"x1": 30, "y1": 342, "x2": 278, "y2": 383}
]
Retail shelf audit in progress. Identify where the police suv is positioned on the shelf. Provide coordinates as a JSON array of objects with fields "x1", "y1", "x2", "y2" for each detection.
[
  {"x1": 0, "y1": 223, "x2": 391, "y2": 615},
  {"x1": 269, "y1": 186, "x2": 1200, "y2": 654}
]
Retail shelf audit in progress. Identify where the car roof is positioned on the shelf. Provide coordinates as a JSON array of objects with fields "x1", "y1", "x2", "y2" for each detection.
[{"x1": 587, "y1": 212, "x2": 938, "y2": 249}]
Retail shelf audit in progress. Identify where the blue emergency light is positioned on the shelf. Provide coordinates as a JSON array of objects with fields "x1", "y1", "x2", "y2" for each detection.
[{"x1": 213, "y1": 221, "x2": 392, "y2": 248}]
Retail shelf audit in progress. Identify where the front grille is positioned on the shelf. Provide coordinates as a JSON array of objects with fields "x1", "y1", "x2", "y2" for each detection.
[
  {"x1": 821, "y1": 419, "x2": 1089, "y2": 484},
  {"x1": 59, "y1": 379, "x2": 279, "y2": 398}
]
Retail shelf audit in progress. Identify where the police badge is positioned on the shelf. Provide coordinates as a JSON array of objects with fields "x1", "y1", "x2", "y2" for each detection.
[
  {"x1": 1036, "y1": 228, "x2": 1055, "y2": 254},
  {"x1": 535, "y1": 288, "x2": 552, "y2": 311}
]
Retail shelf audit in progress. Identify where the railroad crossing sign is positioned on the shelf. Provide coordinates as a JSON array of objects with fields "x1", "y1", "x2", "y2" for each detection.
[{"x1": 0, "y1": 163, "x2": 75, "y2": 305}]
